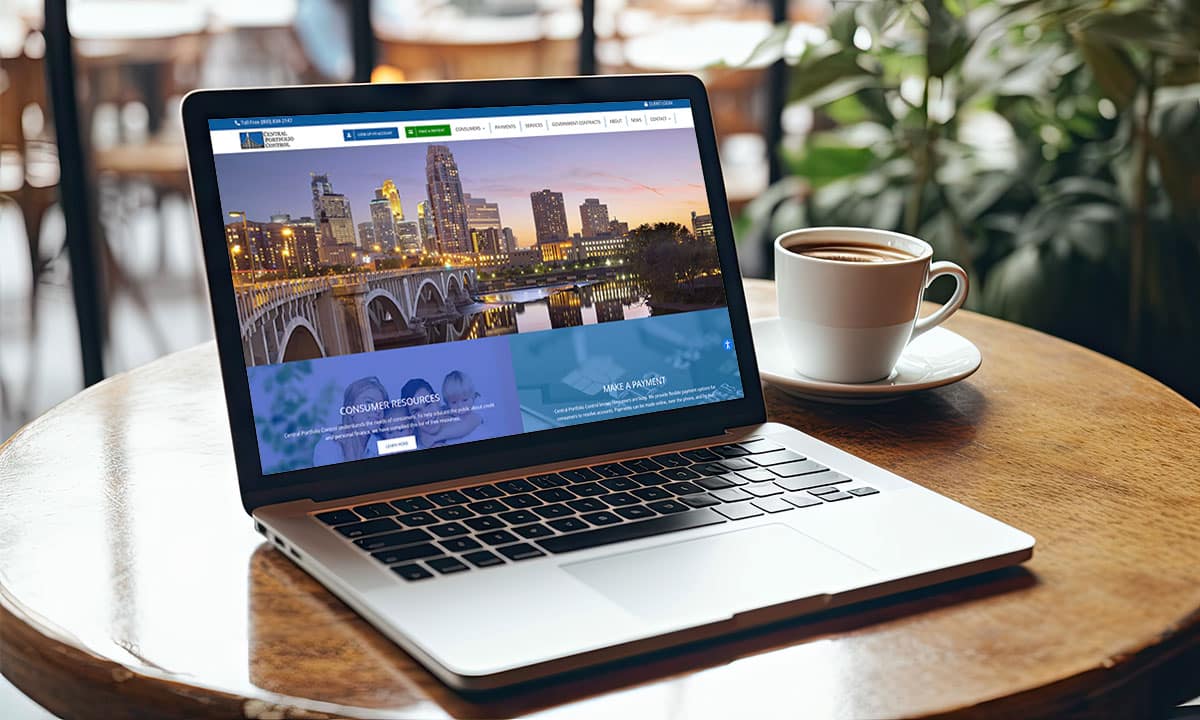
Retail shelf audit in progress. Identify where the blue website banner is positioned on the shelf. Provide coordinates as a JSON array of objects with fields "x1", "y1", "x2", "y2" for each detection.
[
  {"x1": 510, "y1": 309, "x2": 743, "y2": 431},
  {"x1": 248, "y1": 336, "x2": 523, "y2": 475},
  {"x1": 208, "y1": 99, "x2": 692, "y2": 130}
]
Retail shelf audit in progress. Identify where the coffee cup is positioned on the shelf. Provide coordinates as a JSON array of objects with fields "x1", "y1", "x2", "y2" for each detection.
[{"x1": 773, "y1": 227, "x2": 968, "y2": 384}]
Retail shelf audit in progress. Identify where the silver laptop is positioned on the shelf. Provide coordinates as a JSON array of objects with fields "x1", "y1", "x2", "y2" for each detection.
[{"x1": 182, "y1": 75, "x2": 1034, "y2": 691}]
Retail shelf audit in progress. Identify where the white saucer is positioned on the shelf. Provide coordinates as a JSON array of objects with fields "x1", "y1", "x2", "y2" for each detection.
[{"x1": 750, "y1": 317, "x2": 982, "y2": 404}]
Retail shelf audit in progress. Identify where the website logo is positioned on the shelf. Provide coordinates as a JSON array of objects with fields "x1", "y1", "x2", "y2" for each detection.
[{"x1": 239, "y1": 131, "x2": 265, "y2": 150}]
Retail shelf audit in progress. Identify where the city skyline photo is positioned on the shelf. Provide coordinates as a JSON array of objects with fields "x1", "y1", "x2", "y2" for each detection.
[{"x1": 212, "y1": 128, "x2": 711, "y2": 246}]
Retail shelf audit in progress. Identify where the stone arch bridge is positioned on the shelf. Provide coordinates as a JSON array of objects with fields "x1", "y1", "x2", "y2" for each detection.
[{"x1": 236, "y1": 267, "x2": 477, "y2": 366}]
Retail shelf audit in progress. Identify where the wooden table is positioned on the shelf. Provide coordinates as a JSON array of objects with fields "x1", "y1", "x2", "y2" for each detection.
[{"x1": 3, "y1": 280, "x2": 1199, "y2": 719}]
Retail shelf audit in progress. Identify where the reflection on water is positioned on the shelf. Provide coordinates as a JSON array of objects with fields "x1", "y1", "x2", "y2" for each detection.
[{"x1": 435, "y1": 278, "x2": 649, "y2": 341}]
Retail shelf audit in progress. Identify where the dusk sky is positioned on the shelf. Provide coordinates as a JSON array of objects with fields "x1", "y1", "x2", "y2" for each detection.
[{"x1": 213, "y1": 128, "x2": 711, "y2": 247}]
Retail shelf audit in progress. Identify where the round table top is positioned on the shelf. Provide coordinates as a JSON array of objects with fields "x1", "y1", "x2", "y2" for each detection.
[{"x1": 3, "y1": 279, "x2": 1200, "y2": 719}]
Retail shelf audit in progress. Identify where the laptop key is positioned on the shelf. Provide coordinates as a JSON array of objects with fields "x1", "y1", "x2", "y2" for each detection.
[
  {"x1": 581, "y1": 511, "x2": 622, "y2": 526},
  {"x1": 775, "y1": 472, "x2": 851, "y2": 493},
  {"x1": 680, "y1": 448, "x2": 722, "y2": 462},
  {"x1": 478, "y1": 530, "x2": 519, "y2": 546},
  {"x1": 428, "y1": 490, "x2": 469, "y2": 506},
  {"x1": 527, "y1": 472, "x2": 569, "y2": 488},
  {"x1": 601, "y1": 491, "x2": 640, "y2": 507},
  {"x1": 809, "y1": 485, "x2": 842, "y2": 496},
  {"x1": 818, "y1": 491, "x2": 854, "y2": 502},
  {"x1": 397, "y1": 511, "x2": 438, "y2": 527},
  {"x1": 461, "y1": 484, "x2": 503, "y2": 500},
  {"x1": 660, "y1": 467, "x2": 702, "y2": 481},
  {"x1": 467, "y1": 500, "x2": 506, "y2": 515},
  {"x1": 549, "y1": 517, "x2": 589, "y2": 533},
  {"x1": 691, "y1": 462, "x2": 728, "y2": 476},
  {"x1": 440, "y1": 537, "x2": 482, "y2": 553},
  {"x1": 615, "y1": 505, "x2": 656, "y2": 520},
  {"x1": 392, "y1": 564, "x2": 434, "y2": 581},
  {"x1": 533, "y1": 503, "x2": 573, "y2": 519},
  {"x1": 377, "y1": 543, "x2": 442, "y2": 563},
  {"x1": 711, "y1": 487, "x2": 752, "y2": 503},
  {"x1": 497, "y1": 479, "x2": 536, "y2": 494},
  {"x1": 462, "y1": 550, "x2": 504, "y2": 568},
  {"x1": 714, "y1": 503, "x2": 764, "y2": 521},
  {"x1": 632, "y1": 487, "x2": 670, "y2": 501},
  {"x1": 621, "y1": 457, "x2": 663, "y2": 473},
  {"x1": 428, "y1": 522, "x2": 469, "y2": 538},
  {"x1": 515, "y1": 523, "x2": 555, "y2": 539},
  {"x1": 355, "y1": 528, "x2": 433, "y2": 552},
  {"x1": 391, "y1": 497, "x2": 434, "y2": 513},
  {"x1": 353, "y1": 503, "x2": 398, "y2": 518},
  {"x1": 567, "y1": 498, "x2": 606, "y2": 513},
  {"x1": 336, "y1": 518, "x2": 398, "y2": 538},
  {"x1": 711, "y1": 443, "x2": 751, "y2": 458},
  {"x1": 736, "y1": 468, "x2": 777, "y2": 483},
  {"x1": 590, "y1": 462, "x2": 634, "y2": 478},
  {"x1": 571, "y1": 482, "x2": 608, "y2": 497},
  {"x1": 650, "y1": 453, "x2": 690, "y2": 468},
  {"x1": 497, "y1": 543, "x2": 545, "y2": 561},
  {"x1": 315, "y1": 509, "x2": 359, "y2": 526},
  {"x1": 696, "y1": 475, "x2": 737, "y2": 491},
  {"x1": 849, "y1": 486, "x2": 880, "y2": 496},
  {"x1": 501, "y1": 493, "x2": 543, "y2": 509},
  {"x1": 537, "y1": 509, "x2": 726, "y2": 554},
  {"x1": 464, "y1": 516, "x2": 505, "y2": 531},
  {"x1": 752, "y1": 497, "x2": 794, "y2": 513},
  {"x1": 631, "y1": 472, "x2": 669, "y2": 486},
  {"x1": 750, "y1": 450, "x2": 806, "y2": 466},
  {"x1": 784, "y1": 494, "x2": 824, "y2": 508},
  {"x1": 682, "y1": 493, "x2": 720, "y2": 508},
  {"x1": 561, "y1": 467, "x2": 601, "y2": 483},
  {"x1": 433, "y1": 506, "x2": 474, "y2": 520},
  {"x1": 663, "y1": 481, "x2": 705, "y2": 496},
  {"x1": 770, "y1": 460, "x2": 830, "y2": 478},
  {"x1": 372, "y1": 542, "x2": 441, "y2": 565},
  {"x1": 427, "y1": 557, "x2": 470, "y2": 575},
  {"x1": 717, "y1": 457, "x2": 756, "y2": 472},
  {"x1": 647, "y1": 499, "x2": 690, "y2": 514},
  {"x1": 746, "y1": 484, "x2": 783, "y2": 497},
  {"x1": 535, "y1": 488, "x2": 574, "y2": 503},
  {"x1": 599, "y1": 477, "x2": 638, "y2": 491},
  {"x1": 738, "y1": 438, "x2": 785, "y2": 454},
  {"x1": 498, "y1": 510, "x2": 540, "y2": 525}
]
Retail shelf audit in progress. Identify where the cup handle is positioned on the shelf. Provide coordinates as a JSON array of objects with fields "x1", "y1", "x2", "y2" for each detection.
[{"x1": 910, "y1": 261, "x2": 969, "y2": 342}]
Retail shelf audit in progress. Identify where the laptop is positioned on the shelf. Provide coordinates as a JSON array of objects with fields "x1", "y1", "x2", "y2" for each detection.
[{"x1": 181, "y1": 75, "x2": 1034, "y2": 691}]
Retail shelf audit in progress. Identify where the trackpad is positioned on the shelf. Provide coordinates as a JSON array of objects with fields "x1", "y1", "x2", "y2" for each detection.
[{"x1": 563, "y1": 524, "x2": 875, "y2": 624}]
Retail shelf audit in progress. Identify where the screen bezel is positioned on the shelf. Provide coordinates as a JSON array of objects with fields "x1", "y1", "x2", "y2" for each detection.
[{"x1": 182, "y1": 74, "x2": 766, "y2": 513}]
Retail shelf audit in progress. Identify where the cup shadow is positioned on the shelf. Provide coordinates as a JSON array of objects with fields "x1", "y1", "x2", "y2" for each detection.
[{"x1": 246, "y1": 543, "x2": 1036, "y2": 718}]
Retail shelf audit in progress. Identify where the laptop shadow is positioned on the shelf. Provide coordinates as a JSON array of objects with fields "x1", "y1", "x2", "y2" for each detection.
[{"x1": 246, "y1": 543, "x2": 1036, "y2": 718}]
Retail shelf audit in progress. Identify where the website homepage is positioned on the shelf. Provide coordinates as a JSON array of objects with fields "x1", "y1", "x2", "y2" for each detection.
[{"x1": 209, "y1": 100, "x2": 744, "y2": 475}]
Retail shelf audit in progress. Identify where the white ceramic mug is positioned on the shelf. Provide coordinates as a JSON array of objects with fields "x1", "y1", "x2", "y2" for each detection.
[{"x1": 774, "y1": 227, "x2": 969, "y2": 384}]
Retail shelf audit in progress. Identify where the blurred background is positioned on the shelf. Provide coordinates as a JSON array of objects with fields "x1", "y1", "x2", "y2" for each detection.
[{"x1": 0, "y1": 1, "x2": 1198, "y2": 715}]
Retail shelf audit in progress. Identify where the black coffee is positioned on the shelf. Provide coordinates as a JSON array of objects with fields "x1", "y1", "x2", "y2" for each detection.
[{"x1": 788, "y1": 240, "x2": 914, "y2": 263}]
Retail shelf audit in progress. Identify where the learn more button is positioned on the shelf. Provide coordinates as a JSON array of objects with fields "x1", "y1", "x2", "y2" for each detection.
[
  {"x1": 377, "y1": 436, "x2": 418, "y2": 455},
  {"x1": 405, "y1": 124, "x2": 452, "y2": 138}
]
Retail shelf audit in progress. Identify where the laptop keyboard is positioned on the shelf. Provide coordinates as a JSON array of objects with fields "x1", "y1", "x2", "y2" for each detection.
[{"x1": 311, "y1": 438, "x2": 882, "y2": 581}]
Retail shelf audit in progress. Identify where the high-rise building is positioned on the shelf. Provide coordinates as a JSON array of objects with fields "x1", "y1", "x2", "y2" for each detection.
[
  {"x1": 395, "y1": 221, "x2": 422, "y2": 253},
  {"x1": 531, "y1": 189, "x2": 569, "y2": 245},
  {"x1": 465, "y1": 193, "x2": 503, "y2": 242},
  {"x1": 311, "y1": 173, "x2": 356, "y2": 250},
  {"x1": 609, "y1": 218, "x2": 629, "y2": 237},
  {"x1": 470, "y1": 227, "x2": 504, "y2": 256},
  {"x1": 502, "y1": 227, "x2": 517, "y2": 254},
  {"x1": 579, "y1": 198, "x2": 610, "y2": 238},
  {"x1": 381, "y1": 179, "x2": 404, "y2": 222},
  {"x1": 691, "y1": 211, "x2": 714, "y2": 242},
  {"x1": 358, "y1": 221, "x2": 376, "y2": 250},
  {"x1": 370, "y1": 190, "x2": 397, "y2": 252},
  {"x1": 287, "y1": 217, "x2": 320, "y2": 274},
  {"x1": 425, "y1": 145, "x2": 471, "y2": 253},
  {"x1": 417, "y1": 200, "x2": 436, "y2": 252}
]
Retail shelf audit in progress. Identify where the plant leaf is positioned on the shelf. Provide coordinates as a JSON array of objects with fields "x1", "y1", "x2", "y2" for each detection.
[{"x1": 1075, "y1": 30, "x2": 1139, "y2": 110}]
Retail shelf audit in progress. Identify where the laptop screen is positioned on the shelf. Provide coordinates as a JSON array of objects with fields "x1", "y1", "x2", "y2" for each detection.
[{"x1": 207, "y1": 99, "x2": 745, "y2": 476}]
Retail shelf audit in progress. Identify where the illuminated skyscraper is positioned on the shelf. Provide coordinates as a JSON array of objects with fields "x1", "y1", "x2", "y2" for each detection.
[
  {"x1": 530, "y1": 189, "x2": 569, "y2": 245},
  {"x1": 691, "y1": 211, "x2": 714, "y2": 242},
  {"x1": 310, "y1": 172, "x2": 356, "y2": 249},
  {"x1": 395, "y1": 221, "x2": 421, "y2": 254},
  {"x1": 465, "y1": 194, "x2": 502, "y2": 232},
  {"x1": 381, "y1": 179, "x2": 404, "y2": 222},
  {"x1": 502, "y1": 227, "x2": 517, "y2": 253},
  {"x1": 425, "y1": 145, "x2": 471, "y2": 253},
  {"x1": 579, "y1": 198, "x2": 610, "y2": 238},
  {"x1": 370, "y1": 188, "x2": 397, "y2": 252},
  {"x1": 417, "y1": 200, "x2": 436, "y2": 252},
  {"x1": 358, "y1": 221, "x2": 377, "y2": 250}
]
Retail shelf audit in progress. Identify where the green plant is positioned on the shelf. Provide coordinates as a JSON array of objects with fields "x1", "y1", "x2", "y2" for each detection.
[{"x1": 745, "y1": 0, "x2": 1200, "y2": 398}]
